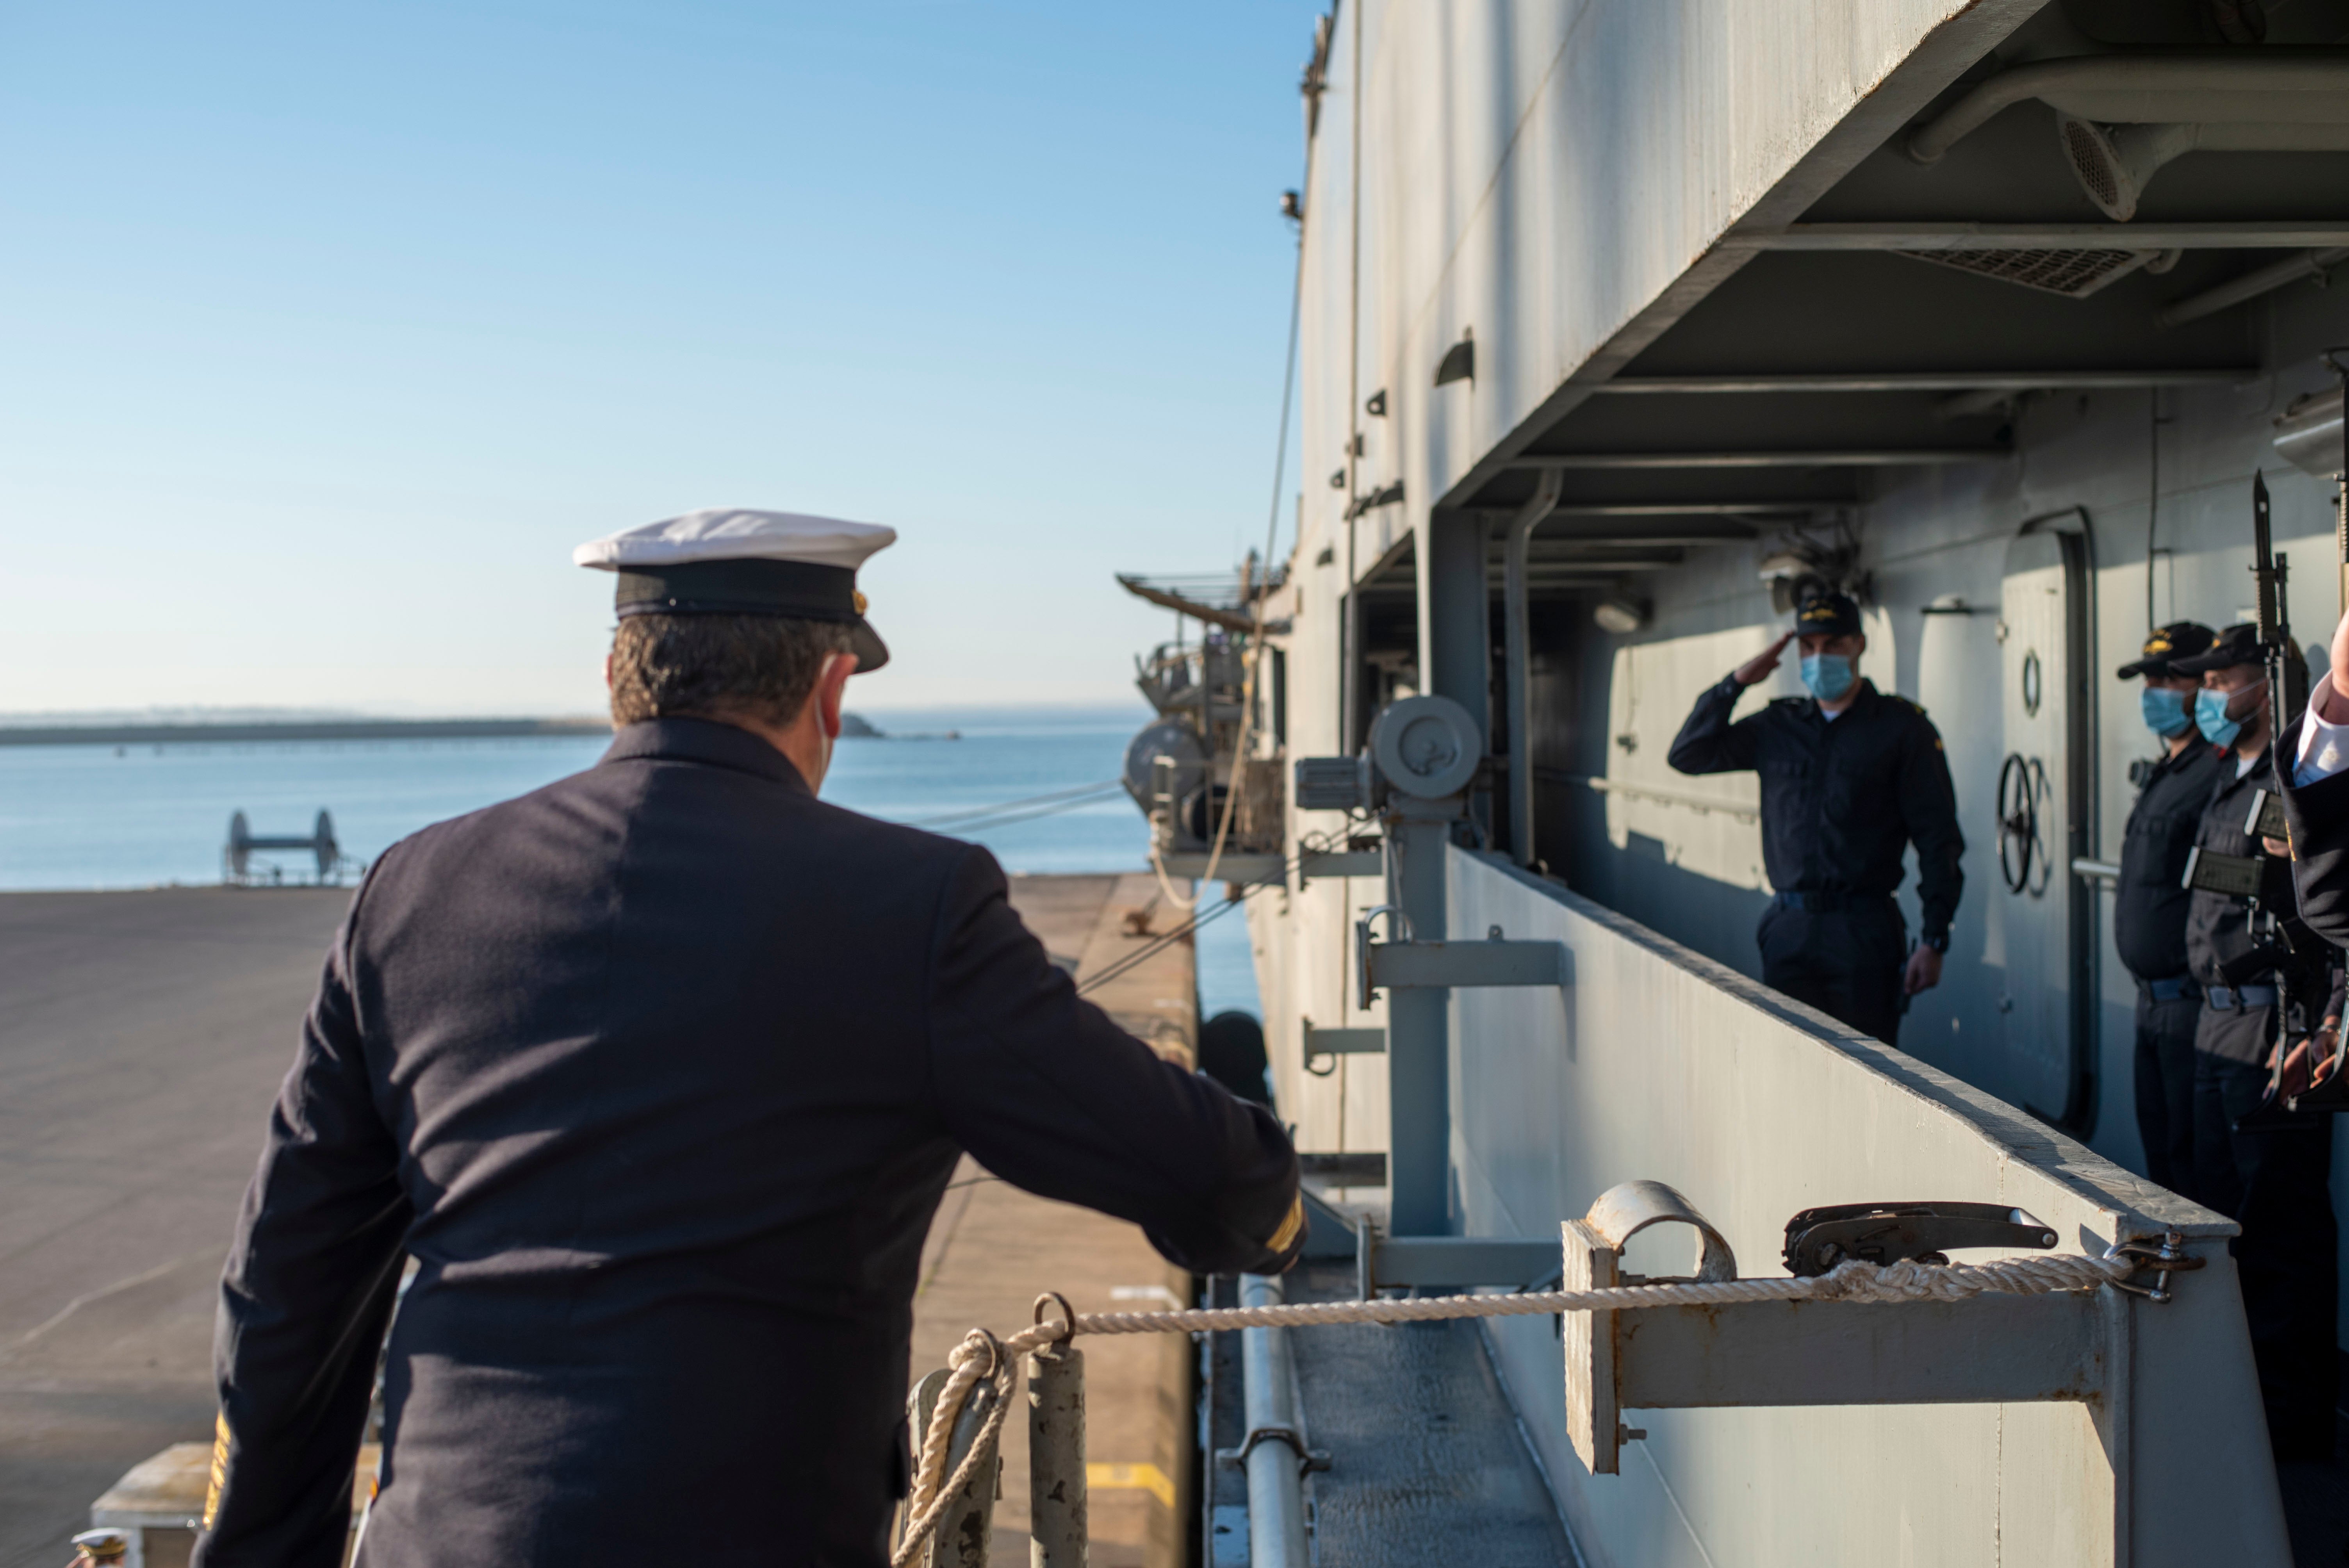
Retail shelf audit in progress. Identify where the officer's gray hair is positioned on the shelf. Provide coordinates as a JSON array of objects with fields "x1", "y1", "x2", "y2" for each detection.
[{"x1": 608, "y1": 614, "x2": 855, "y2": 730}]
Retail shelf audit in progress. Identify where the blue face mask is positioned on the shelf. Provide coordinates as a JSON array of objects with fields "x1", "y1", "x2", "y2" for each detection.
[
  {"x1": 2141, "y1": 685, "x2": 2192, "y2": 738},
  {"x1": 1800, "y1": 652, "x2": 1856, "y2": 703},
  {"x1": 2195, "y1": 686, "x2": 2245, "y2": 750}
]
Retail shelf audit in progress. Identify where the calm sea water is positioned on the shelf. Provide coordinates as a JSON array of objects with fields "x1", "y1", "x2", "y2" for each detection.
[{"x1": 0, "y1": 707, "x2": 1262, "y2": 1016}]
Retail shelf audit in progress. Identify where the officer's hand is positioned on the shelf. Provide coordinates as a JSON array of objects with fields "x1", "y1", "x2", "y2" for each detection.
[
  {"x1": 1902, "y1": 944, "x2": 1943, "y2": 996},
  {"x1": 1734, "y1": 633, "x2": 1796, "y2": 687}
]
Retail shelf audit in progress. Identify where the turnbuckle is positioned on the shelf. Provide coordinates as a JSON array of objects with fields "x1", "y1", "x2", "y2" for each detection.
[{"x1": 2102, "y1": 1230, "x2": 2205, "y2": 1303}]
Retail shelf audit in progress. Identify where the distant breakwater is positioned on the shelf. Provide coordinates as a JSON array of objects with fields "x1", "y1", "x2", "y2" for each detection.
[
  {"x1": 0, "y1": 718, "x2": 615, "y2": 747},
  {"x1": 0, "y1": 713, "x2": 927, "y2": 747}
]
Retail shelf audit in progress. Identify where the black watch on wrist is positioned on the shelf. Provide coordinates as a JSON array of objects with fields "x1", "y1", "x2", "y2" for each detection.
[{"x1": 1920, "y1": 931, "x2": 1950, "y2": 955}]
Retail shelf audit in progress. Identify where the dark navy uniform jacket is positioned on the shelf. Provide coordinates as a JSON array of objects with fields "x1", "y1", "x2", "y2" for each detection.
[
  {"x1": 2115, "y1": 741, "x2": 2224, "y2": 982},
  {"x1": 2186, "y1": 746, "x2": 2288, "y2": 1035},
  {"x1": 1667, "y1": 675, "x2": 1965, "y2": 941},
  {"x1": 2180, "y1": 746, "x2": 2311, "y2": 1070},
  {"x1": 194, "y1": 718, "x2": 1301, "y2": 1568},
  {"x1": 2278, "y1": 711, "x2": 2349, "y2": 951}
]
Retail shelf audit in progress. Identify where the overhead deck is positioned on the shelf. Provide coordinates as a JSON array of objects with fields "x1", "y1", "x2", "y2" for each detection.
[{"x1": 1436, "y1": 5, "x2": 2346, "y2": 570}]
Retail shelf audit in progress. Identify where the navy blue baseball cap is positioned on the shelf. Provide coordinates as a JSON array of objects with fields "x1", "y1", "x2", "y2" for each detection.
[{"x1": 1793, "y1": 590, "x2": 1862, "y2": 638}]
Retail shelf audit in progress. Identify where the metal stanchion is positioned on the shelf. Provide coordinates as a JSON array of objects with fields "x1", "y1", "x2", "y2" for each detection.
[{"x1": 1025, "y1": 1339, "x2": 1088, "y2": 1565}]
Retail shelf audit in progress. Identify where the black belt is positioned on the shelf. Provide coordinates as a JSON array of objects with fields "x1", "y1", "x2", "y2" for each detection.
[
  {"x1": 1772, "y1": 891, "x2": 1896, "y2": 913},
  {"x1": 2141, "y1": 975, "x2": 2202, "y2": 1004},
  {"x1": 2206, "y1": 984, "x2": 2279, "y2": 1011}
]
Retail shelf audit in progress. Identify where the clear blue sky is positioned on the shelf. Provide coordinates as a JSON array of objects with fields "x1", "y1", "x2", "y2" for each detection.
[{"x1": 0, "y1": 2, "x2": 1317, "y2": 715}]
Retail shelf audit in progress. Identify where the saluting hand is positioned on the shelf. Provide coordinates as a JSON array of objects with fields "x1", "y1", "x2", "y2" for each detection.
[
  {"x1": 1903, "y1": 944, "x2": 1942, "y2": 997},
  {"x1": 1734, "y1": 632, "x2": 1796, "y2": 687}
]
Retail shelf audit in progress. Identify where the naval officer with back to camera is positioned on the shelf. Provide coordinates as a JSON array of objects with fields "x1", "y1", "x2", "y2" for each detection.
[
  {"x1": 191, "y1": 510, "x2": 1306, "y2": 1568},
  {"x1": 1666, "y1": 588, "x2": 1964, "y2": 1046},
  {"x1": 2173, "y1": 620, "x2": 2336, "y2": 1461},
  {"x1": 2111, "y1": 622, "x2": 2221, "y2": 1197}
]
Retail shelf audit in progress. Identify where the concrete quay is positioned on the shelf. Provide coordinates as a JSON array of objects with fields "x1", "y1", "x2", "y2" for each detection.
[{"x1": 0, "y1": 872, "x2": 1201, "y2": 1568}]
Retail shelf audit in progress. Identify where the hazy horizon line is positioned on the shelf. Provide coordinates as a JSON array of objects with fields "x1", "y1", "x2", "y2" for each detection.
[{"x1": 0, "y1": 698, "x2": 1156, "y2": 725}]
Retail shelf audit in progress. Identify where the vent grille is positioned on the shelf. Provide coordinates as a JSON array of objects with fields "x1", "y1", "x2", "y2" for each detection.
[
  {"x1": 1903, "y1": 246, "x2": 2158, "y2": 299},
  {"x1": 1294, "y1": 755, "x2": 1369, "y2": 812},
  {"x1": 2062, "y1": 119, "x2": 2121, "y2": 212}
]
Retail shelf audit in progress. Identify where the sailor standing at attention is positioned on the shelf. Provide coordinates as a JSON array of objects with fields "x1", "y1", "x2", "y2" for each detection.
[
  {"x1": 2110, "y1": 622, "x2": 2221, "y2": 1198},
  {"x1": 1667, "y1": 589, "x2": 1964, "y2": 1046},
  {"x1": 192, "y1": 510, "x2": 1305, "y2": 1568}
]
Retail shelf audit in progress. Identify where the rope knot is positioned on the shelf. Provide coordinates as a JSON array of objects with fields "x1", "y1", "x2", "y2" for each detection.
[
  {"x1": 947, "y1": 1327, "x2": 1002, "y2": 1379},
  {"x1": 1804, "y1": 1258, "x2": 1971, "y2": 1302}
]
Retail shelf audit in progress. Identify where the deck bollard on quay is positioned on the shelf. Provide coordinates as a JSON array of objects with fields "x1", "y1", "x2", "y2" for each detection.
[{"x1": 1025, "y1": 1337, "x2": 1088, "y2": 1566}]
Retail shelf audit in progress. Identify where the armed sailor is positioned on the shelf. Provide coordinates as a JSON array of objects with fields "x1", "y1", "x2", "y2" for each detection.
[
  {"x1": 2110, "y1": 622, "x2": 2222, "y2": 1197},
  {"x1": 192, "y1": 510, "x2": 1305, "y2": 1568},
  {"x1": 2173, "y1": 621, "x2": 2337, "y2": 1460},
  {"x1": 1667, "y1": 589, "x2": 1964, "y2": 1046}
]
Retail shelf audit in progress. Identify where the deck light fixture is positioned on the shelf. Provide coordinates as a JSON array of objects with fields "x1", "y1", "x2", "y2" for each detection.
[
  {"x1": 1593, "y1": 597, "x2": 1648, "y2": 634},
  {"x1": 1433, "y1": 331, "x2": 1473, "y2": 387}
]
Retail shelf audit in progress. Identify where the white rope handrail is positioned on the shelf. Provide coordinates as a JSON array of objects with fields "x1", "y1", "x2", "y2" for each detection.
[{"x1": 891, "y1": 1251, "x2": 2133, "y2": 1564}]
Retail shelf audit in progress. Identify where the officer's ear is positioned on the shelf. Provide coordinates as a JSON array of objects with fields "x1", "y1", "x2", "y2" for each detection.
[{"x1": 814, "y1": 651, "x2": 857, "y2": 741}]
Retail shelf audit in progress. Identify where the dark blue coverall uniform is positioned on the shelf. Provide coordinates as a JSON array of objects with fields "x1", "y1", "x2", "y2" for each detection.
[
  {"x1": 192, "y1": 718, "x2": 1303, "y2": 1568},
  {"x1": 2113, "y1": 739, "x2": 2223, "y2": 1196},
  {"x1": 1668, "y1": 675, "x2": 1964, "y2": 1044}
]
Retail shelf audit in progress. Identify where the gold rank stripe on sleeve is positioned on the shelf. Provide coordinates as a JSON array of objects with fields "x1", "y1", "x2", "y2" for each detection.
[
  {"x1": 203, "y1": 1410, "x2": 229, "y2": 1529},
  {"x1": 1265, "y1": 1194, "x2": 1306, "y2": 1254}
]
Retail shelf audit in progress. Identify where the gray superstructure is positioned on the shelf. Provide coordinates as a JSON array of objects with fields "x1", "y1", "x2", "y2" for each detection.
[{"x1": 1162, "y1": 4, "x2": 2349, "y2": 1562}]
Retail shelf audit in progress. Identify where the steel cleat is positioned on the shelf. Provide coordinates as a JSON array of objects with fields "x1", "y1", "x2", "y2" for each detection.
[{"x1": 1782, "y1": 1201, "x2": 2058, "y2": 1276}]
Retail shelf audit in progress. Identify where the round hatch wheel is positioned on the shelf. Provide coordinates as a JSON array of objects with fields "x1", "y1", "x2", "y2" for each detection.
[{"x1": 1996, "y1": 752, "x2": 2038, "y2": 895}]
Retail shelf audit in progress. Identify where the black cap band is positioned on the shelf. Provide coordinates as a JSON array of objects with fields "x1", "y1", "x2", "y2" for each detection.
[{"x1": 615, "y1": 559, "x2": 859, "y2": 622}]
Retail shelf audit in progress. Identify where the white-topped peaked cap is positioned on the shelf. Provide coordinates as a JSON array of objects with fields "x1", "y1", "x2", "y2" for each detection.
[
  {"x1": 574, "y1": 508, "x2": 897, "y2": 672},
  {"x1": 572, "y1": 508, "x2": 896, "y2": 574}
]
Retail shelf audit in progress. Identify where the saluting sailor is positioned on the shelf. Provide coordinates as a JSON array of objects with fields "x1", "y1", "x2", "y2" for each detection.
[
  {"x1": 193, "y1": 511, "x2": 1305, "y2": 1568},
  {"x1": 1666, "y1": 588, "x2": 1965, "y2": 1046}
]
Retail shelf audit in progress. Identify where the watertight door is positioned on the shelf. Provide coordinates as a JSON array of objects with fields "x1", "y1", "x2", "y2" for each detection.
[{"x1": 1995, "y1": 528, "x2": 2093, "y2": 1127}]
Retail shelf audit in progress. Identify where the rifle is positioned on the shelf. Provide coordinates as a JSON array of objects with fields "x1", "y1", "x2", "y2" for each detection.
[{"x1": 2251, "y1": 471, "x2": 2309, "y2": 738}]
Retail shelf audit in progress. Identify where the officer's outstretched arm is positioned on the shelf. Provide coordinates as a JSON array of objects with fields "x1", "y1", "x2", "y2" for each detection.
[
  {"x1": 925, "y1": 848, "x2": 1303, "y2": 1276},
  {"x1": 2285, "y1": 771, "x2": 2349, "y2": 948},
  {"x1": 1666, "y1": 672, "x2": 1764, "y2": 775},
  {"x1": 195, "y1": 896, "x2": 411, "y2": 1568},
  {"x1": 2281, "y1": 700, "x2": 2349, "y2": 946}
]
